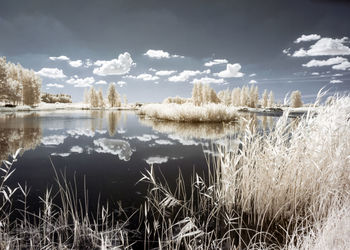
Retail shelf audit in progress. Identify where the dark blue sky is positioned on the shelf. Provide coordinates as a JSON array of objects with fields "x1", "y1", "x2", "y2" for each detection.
[{"x1": 0, "y1": 0, "x2": 349, "y2": 103}]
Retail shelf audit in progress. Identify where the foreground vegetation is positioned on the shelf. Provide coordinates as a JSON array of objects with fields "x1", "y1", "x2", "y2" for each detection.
[{"x1": 0, "y1": 95, "x2": 348, "y2": 249}]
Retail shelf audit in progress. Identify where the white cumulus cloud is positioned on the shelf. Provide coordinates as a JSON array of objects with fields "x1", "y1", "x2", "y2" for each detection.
[
  {"x1": 95, "y1": 80, "x2": 107, "y2": 85},
  {"x1": 93, "y1": 52, "x2": 134, "y2": 76},
  {"x1": 36, "y1": 68, "x2": 66, "y2": 79},
  {"x1": 144, "y1": 49, "x2": 184, "y2": 59},
  {"x1": 302, "y1": 57, "x2": 348, "y2": 67},
  {"x1": 66, "y1": 76, "x2": 95, "y2": 88},
  {"x1": 136, "y1": 73, "x2": 159, "y2": 81},
  {"x1": 214, "y1": 63, "x2": 244, "y2": 78},
  {"x1": 311, "y1": 72, "x2": 320, "y2": 76},
  {"x1": 49, "y1": 55, "x2": 70, "y2": 61},
  {"x1": 155, "y1": 70, "x2": 177, "y2": 76},
  {"x1": 332, "y1": 60, "x2": 350, "y2": 70},
  {"x1": 47, "y1": 83, "x2": 64, "y2": 88},
  {"x1": 249, "y1": 80, "x2": 257, "y2": 84},
  {"x1": 294, "y1": 34, "x2": 321, "y2": 43},
  {"x1": 168, "y1": 69, "x2": 210, "y2": 82},
  {"x1": 191, "y1": 77, "x2": 225, "y2": 84},
  {"x1": 204, "y1": 59, "x2": 228, "y2": 67},
  {"x1": 69, "y1": 60, "x2": 83, "y2": 67},
  {"x1": 117, "y1": 81, "x2": 127, "y2": 87},
  {"x1": 292, "y1": 37, "x2": 350, "y2": 57}
]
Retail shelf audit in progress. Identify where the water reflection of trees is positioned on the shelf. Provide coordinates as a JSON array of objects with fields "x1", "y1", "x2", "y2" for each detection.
[
  {"x1": 139, "y1": 113, "x2": 276, "y2": 140},
  {"x1": 107, "y1": 111, "x2": 122, "y2": 136},
  {"x1": 89, "y1": 111, "x2": 122, "y2": 136},
  {"x1": 0, "y1": 113, "x2": 42, "y2": 162}
]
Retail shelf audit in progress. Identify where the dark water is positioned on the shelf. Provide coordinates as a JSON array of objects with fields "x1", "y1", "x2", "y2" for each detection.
[{"x1": 0, "y1": 110, "x2": 276, "y2": 214}]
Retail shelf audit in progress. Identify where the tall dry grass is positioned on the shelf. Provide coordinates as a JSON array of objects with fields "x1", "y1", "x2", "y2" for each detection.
[{"x1": 139, "y1": 103, "x2": 238, "y2": 122}]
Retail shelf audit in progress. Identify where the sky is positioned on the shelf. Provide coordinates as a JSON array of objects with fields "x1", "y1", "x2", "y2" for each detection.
[{"x1": 0, "y1": 0, "x2": 350, "y2": 103}]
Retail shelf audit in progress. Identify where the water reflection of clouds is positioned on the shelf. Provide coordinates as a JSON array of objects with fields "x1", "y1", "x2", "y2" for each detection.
[
  {"x1": 67, "y1": 129, "x2": 95, "y2": 138},
  {"x1": 41, "y1": 135, "x2": 67, "y2": 146},
  {"x1": 51, "y1": 152, "x2": 70, "y2": 157},
  {"x1": 70, "y1": 145, "x2": 84, "y2": 154},
  {"x1": 93, "y1": 138, "x2": 132, "y2": 161},
  {"x1": 125, "y1": 134, "x2": 159, "y2": 142},
  {"x1": 145, "y1": 156, "x2": 169, "y2": 165}
]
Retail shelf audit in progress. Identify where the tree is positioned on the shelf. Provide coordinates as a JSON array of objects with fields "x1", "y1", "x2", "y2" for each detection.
[
  {"x1": 107, "y1": 82, "x2": 121, "y2": 107},
  {"x1": 0, "y1": 57, "x2": 9, "y2": 103},
  {"x1": 83, "y1": 88, "x2": 90, "y2": 104},
  {"x1": 268, "y1": 91, "x2": 274, "y2": 107},
  {"x1": 290, "y1": 90, "x2": 303, "y2": 108},
  {"x1": 123, "y1": 94, "x2": 127, "y2": 106},
  {"x1": 89, "y1": 86, "x2": 99, "y2": 108},
  {"x1": 192, "y1": 83, "x2": 200, "y2": 106},
  {"x1": 98, "y1": 88, "x2": 105, "y2": 108},
  {"x1": 261, "y1": 89, "x2": 268, "y2": 108}
]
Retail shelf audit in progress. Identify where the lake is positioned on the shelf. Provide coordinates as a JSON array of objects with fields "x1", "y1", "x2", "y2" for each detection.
[{"x1": 0, "y1": 110, "x2": 276, "y2": 214}]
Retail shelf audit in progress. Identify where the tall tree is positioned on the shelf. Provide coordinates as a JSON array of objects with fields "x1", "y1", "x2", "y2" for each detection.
[{"x1": 290, "y1": 90, "x2": 303, "y2": 108}]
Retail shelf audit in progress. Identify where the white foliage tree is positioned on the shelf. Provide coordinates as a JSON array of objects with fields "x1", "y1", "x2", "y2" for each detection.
[{"x1": 290, "y1": 90, "x2": 303, "y2": 108}]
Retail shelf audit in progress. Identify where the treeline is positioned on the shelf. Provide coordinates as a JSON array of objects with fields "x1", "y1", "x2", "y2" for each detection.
[
  {"x1": 0, "y1": 57, "x2": 41, "y2": 106},
  {"x1": 84, "y1": 83, "x2": 127, "y2": 108},
  {"x1": 186, "y1": 83, "x2": 302, "y2": 108},
  {"x1": 41, "y1": 93, "x2": 72, "y2": 103}
]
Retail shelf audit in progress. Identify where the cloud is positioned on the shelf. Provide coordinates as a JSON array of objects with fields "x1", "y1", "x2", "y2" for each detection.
[
  {"x1": 302, "y1": 57, "x2": 347, "y2": 67},
  {"x1": 204, "y1": 59, "x2": 228, "y2": 67},
  {"x1": 69, "y1": 60, "x2": 83, "y2": 67},
  {"x1": 93, "y1": 52, "x2": 134, "y2": 76},
  {"x1": 127, "y1": 134, "x2": 159, "y2": 142},
  {"x1": 117, "y1": 81, "x2": 127, "y2": 87},
  {"x1": 149, "y1": 68, "x2": 157, "y2": 72},
  {"x1": 249, "y1": 80, "x2": 257, "y2": 84},
  {"x1": 70, "y1": 145, "x2": 83, "y2": 153},
  {"x1": 249, "y1": 73, "x2": 256, "y2": 77},
  {"x1": 49, "y1": 55, "x2": 70, "y2": 61},
  {"x1": 332, "y1": 60, "x2": 350, "y2": 70},
  {"x1": 41, "y1": 135, "x2": 67, "y2": 146},
  {"x1": 168, "y1": 134, "x2": 199, "y2": 146},
  {"x1": 292, "y1": 37, "x2": 350, "y2": 57},
  {"x1": 36, "y1": 68, "x2": 66, "y2": 79},
  {"x1": 47, "y1": 83, "x2": 64, "y2": 88},
  {"x1": 282, "y1": 48, "x2": 291, "y2": 56},
  {"x1": 155, "y1": 70, "x2": 177, "y2": 76},
  {"x1": 67, "y1": 129, "x2": 95, "y2": 138},
  {"x1": 51, "y1": 152, "x2": 70, "y2": 157},
  {"x1": 311, "y1": 72, "x2": 320, "y2": 75},
  {"x1": 95, "y1": 80, "x2": 107, "y2": 85},
  {"x1": 136, "y1": 73, "x2": 159, "y2": 81},
  {"x1": 214, "y1": 63, "x2": 244, "y2": 78},
  {"x1": 145, "y1": 156, "x2": 169, "y2": 165},
  {"x1": 144, "y1": 49, "x2": 184, "y2": 59},
  {"x1": 191, "y1": 77, "x2": 225, "y2": 84},
  {"x1": 93, "y1": 138, "x2": 132, "y2": 161},
  {"x1": 66, "y1": 76, "x2": 95, "y2": 87},
  {"x1": 84, "y1": 59, "x2": 93, "y2": 68},
  {"x1": 330, "y1": 79, "x2": 343, "y2": 84},
  {"x1": 144, "y1": 49, "x2": 169, "y2": 59},
  {"x1": 168, "y1": 69, "x2": 210, "y2": 82},
  {"x1": 294, "y1": 34, "x2": 321, "y2": 43},
  {"x1": 333, "y1": 73, "x2": 343, "y2": 76}
]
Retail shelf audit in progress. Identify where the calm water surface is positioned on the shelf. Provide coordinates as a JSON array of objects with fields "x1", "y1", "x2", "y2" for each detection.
[{"x1": 0, "y1": 110, "x2": 276, "y2": 212}]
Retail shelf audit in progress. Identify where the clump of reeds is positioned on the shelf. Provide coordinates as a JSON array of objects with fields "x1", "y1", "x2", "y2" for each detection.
[
  {"x1": 0, "y1": 156, "x2": 133, "y2": 249},
  {"x1": 138, "y1": 103, "x2": 238, "y2": 123}
]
